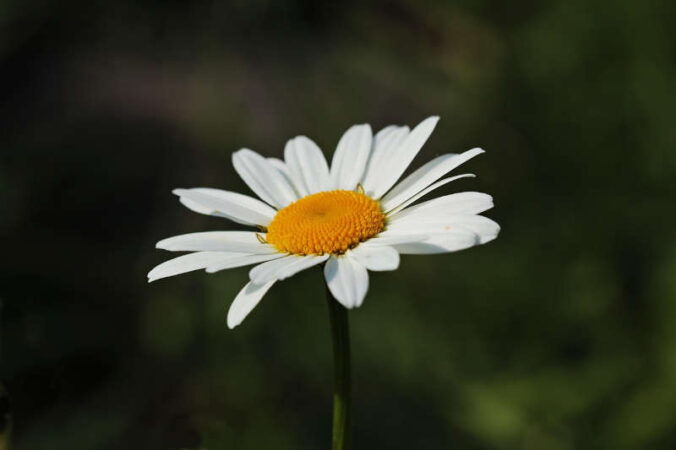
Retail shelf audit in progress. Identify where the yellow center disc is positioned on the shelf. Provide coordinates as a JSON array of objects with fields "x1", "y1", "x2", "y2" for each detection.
[{"x1": 266, "y1": 190, "x2": 385, "y2": 255}]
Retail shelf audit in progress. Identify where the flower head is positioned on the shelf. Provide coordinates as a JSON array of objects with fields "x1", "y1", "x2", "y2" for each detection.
[
  {"x1": 148, "y1": 117, "x2": 499, "y2": 328},
  {"x1": 266, "y1": 190, "x2": 385, "y2": 255}
]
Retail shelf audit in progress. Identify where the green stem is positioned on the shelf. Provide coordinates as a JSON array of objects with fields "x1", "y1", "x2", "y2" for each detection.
[{"x1": 325, "y1": 282, "x2": 352, "y2": 450}]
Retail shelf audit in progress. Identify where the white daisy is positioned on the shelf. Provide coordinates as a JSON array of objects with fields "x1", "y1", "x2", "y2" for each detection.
[{"x1": 148, "y1": 116, "x2": 499, "y2": 328}]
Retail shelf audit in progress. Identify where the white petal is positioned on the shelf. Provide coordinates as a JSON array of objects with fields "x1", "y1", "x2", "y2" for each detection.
[
  {"x1": 366, "y1": 232, "x2": 428, "y2": 246},
  {"x1": 148, "y1": 251, "x2": 238, "y2": 282},
  {"x1": 361, "y1": 125, "x2": 410, "y2": 197},
  {"x1": 249, "y1": 254, "x2": 329, "y2": 284},
  {"x1": 284, "y1": 136, "x2": 330, "y2": 196},
  {"x1": 267, "y1": 157, "x2": 291, "y2": 177},
  {"x1": 232, "y1": 149, "x2": 298, "y2": 208},
  {"x1": 348, "y1": 244, "x2": 399, "y2": 271},
  {"x1": 227, "y1": 280, "x2": 276, "y2": 329},
  {"x1": 330, "y1": 124, "x2": 373, "y2": 190},
  {"x1": 177, "y1": 198, "x2": 213, "y2": 216},
  {"x1": 380, "y1": 148, "x2": 485, "y2": 211},
  {"x1": 392, "y1": 233, "x2": 479, "y2": 254},
  {"x1": 205, "y1": 253, "x2": 286, "y2": 273},
  {"x1": 266, "y1": 157, "x2": 303, "y2": 197},
  {"x1": 385, "y1": 174, "x2": 475, "y2": 216},
  {"x1": 366, "y1": 116, "x2": 439, "y2": 199},
  {"x1": 156, "y1": 231, "x2": 277, "y2": 253},
  {"x1": 447, "y1": 216, "x2": 501, "y2": 244},
  {"x1": 324, "y1": 256, "x2": 369, "y2": 308},
  {"x1": 372, "y1": 125, "x2": 401, "y2": 147},
  {"x1": 390, "y1": 192, "x2": 494, "y2": 222},
  {"x1": 173, "y1": 188, "x2": 276, "y2": 226},
  {"x1": 386, "y1": 214, "x2": 500, "y2": 245}
]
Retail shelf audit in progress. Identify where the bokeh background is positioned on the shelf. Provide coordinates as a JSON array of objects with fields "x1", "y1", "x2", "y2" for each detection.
[{"x1": 1, "y1": 0, "x2": 675, "y2": 449}]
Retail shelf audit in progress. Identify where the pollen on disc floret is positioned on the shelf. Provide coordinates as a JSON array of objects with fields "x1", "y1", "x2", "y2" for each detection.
[{"x1": 266, "y1": 190, "x2": 385, "y2": 255}]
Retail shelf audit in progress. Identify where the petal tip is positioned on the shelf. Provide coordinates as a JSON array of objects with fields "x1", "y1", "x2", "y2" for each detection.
[
  {"x1": 147, "y1": 271, "x2": 163, "y2": 283},
  {"x1": 354, "y1": 123, "x2": 372, "y2": 134},
  {"x1": 232, "y1": 148, "x2": 253, "y2": 160}
]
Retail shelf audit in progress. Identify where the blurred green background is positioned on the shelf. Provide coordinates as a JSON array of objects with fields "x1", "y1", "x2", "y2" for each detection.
[{"x1": 1, "y1": 0, "x2": 675, "y2": 448}]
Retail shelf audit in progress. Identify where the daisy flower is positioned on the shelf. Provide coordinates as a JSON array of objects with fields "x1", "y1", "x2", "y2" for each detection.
[{"x1": 148, "y1": 116, "x2": 499, "y2": 328}]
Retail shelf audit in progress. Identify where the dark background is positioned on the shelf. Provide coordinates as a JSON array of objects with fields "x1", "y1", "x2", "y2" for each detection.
[{"x1": 1, "y1": 0, "x2": 675, "y2": 449}]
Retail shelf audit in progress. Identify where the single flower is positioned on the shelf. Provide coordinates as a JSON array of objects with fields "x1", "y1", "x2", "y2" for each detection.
[{"x1": 148, "y1": 116, "x2": 499, "y2": 328}]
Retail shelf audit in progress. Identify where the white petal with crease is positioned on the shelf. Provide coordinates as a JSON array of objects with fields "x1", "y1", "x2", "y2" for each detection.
[
  {"x1": 392, "y1": 233, "x2": 479, "y2": 254},
  {"x1": 267, "y1": 157, "x2": 291, "y2": 177},
  {"x1": 367, "y1": 116, "x2": 439, "y2": 199},
  {"x1": 156, "y1": 231, "x2": 277, "y2": 253},
  {"x1": 390, "y1": 192, "x2": 494, "y2": 221},
  {"x1": 361, "y1": 125, "x2": 410, "y2": 197},
  {"x1": 227, "y1": 280, "x2": 276, "y2": 329},
  {"x1": 233, "y1": 149, "x2": 298, "y2": 208},
  {"x1": 173, "y1": 188, "x2": 276, "y2": 226},
  {"x1": 385, "y1": 174, "x2": 475, "y2": 215},
  {"x1": 285, "y1": 136, "x2": 330, "y2": 195},
  {"x1": 381, "y1": 148, "x2": 485, "y2": 211},
  {"x1": 348, "y1": 245, "x2": 399, "y2": 271},
  {"x1": 330, "y1": 124, "x2": 373, "y2": 190},
  {"x1": 206, "y1": 253, "x2": 286, "y2": 273},
  {"x1": 324, "y1": 256, "x2": 369, "y2": 308},
  {"x1": 249, "y1": 254, "x2": 329, "y2": 284},
  {"x1": 366, "y1": 232, "x2": 428, "y2": 246},
  {"x1": 386, "y1": 215, "x2": 500, "y2": 244},
  {"x1": 148, "y1": 251, "x2": 240, "y2": 282}
]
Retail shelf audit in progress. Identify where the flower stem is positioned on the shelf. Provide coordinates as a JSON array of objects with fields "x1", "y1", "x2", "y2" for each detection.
[{"x1": 325, "y1": 282, "x2": 352, "y2": 450}]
